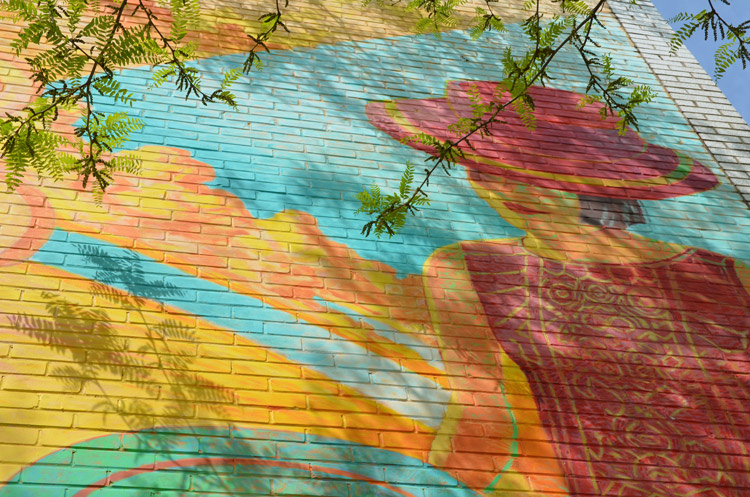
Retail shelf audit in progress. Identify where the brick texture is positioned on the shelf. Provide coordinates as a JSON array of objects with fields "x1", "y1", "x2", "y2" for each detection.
[
  {"x1": 609, "y1": 0, "x2": 750, "y2": 204},
  {"x1": 0, "y1": 1, "x2": 749, "y2": 496}
]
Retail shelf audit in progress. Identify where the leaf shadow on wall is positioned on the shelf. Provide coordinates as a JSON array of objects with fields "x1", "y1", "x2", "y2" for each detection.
[
  {"x1": 132, "y1": 32, "x2": 536, "y2": 275},
  {"x1": 9, "y1": 245, "x2": 242, "y2": 494}
]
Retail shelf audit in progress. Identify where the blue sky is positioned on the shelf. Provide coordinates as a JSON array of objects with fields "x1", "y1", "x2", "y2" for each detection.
[{"x1": 651, "y1": 0, "x2": 750, "y2": 124}]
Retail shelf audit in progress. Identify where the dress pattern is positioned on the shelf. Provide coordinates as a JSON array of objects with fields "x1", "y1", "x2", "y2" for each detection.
[{"x1": 462, "y1": 241, "x2": 750, "y2": 496}]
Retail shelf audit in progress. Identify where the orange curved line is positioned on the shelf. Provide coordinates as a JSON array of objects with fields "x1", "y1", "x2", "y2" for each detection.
[{"x1": 73, "y1": 456, "x2": 418, "y2": 497}]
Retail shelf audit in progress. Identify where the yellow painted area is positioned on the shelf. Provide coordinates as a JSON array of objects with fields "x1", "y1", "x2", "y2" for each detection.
[
  {"x1": 0, "y1": 139, "x2": 449, "y2": 487},
  {"x1": 2, "y1": 1, "x2": 741, "y2": 495},
  {"x1": 192, "y1": 0, "x2": 540, "y2": 55},
  {"x1": 423, "y1": 244, "x2": 569, "y2": 493},
  {"x1": 17, "y1": 146, "x2": 445, "y2": 386},
  {"x1": 0, "y1": 261, "x2": 433, "y2": 483}
]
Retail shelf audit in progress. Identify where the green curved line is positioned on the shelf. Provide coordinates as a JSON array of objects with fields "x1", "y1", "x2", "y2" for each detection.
[{"x1": 483, "y1": 381, "x2": 520, "y2": 492}]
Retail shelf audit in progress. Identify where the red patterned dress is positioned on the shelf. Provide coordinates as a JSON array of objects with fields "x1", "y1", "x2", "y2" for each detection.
[{"x1": 461, "y1": 241, "x2": 750, "y2": 497}]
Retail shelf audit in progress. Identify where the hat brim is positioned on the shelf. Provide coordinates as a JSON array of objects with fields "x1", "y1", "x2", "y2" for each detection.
[{"x1": 366, "y1": 82, "x2": 718, "y2": 200}]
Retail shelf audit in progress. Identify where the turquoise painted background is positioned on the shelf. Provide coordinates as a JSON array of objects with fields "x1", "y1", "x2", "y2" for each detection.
[{"x1": 74, "y1": 24, "x2": 750, "y2": 276}]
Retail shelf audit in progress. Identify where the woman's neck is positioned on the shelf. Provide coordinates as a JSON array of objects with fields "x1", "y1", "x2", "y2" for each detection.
[{"x1": 520, "y1": 225, "x2": 687, "y2": 264}]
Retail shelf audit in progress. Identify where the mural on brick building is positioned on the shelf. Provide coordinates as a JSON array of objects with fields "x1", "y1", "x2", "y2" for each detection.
[
  {"x1": 369, "y1": 81, "x2": 750, "y2": 495},
  {"x1": 1, "y1": 2, "x2": 749, "y2": 497}
]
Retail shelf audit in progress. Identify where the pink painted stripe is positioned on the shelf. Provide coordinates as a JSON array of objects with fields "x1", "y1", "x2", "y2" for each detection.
[{"x1": 73, "y1": 457, "x2": 416, "y2": 497}]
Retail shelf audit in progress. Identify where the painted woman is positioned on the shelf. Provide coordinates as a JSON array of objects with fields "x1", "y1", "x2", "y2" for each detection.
[{"x1": 367, "y1": 81, "x2": 750, "y2": 497}]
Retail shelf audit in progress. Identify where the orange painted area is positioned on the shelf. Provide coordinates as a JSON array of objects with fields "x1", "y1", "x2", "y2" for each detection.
[
  {"x1": 4, "y1": 5, "x2": 747, "y2": 492},
  {"x1": 0, "y1": 261, "x2": 434, "y2": 483},
  {"x1": 423, "y1": 245, "x2": 569, "y2": 493},
  {"x1": 0, "y1": 185, "x2": 56, "y2": 267},
  {"x1": 27, "y1": 146, "x2": 443, "y2": 386}
]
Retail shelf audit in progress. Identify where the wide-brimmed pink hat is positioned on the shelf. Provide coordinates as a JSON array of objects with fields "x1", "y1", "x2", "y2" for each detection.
[{"x1": 366, "y1": 81, "x2": 717, "y2": 200}]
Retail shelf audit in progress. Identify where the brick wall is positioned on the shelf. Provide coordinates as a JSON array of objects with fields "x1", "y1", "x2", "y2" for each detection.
[
  {"x1": 1, "y1": 1, "x2": 749, "y2": 496},
  {"x1": 609, "y1": 0, "x2": 750, "y2": 206}
]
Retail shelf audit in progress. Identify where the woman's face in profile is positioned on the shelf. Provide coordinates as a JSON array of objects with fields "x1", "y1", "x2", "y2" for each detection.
[{"x1": 467, "y1": 169, "x2": 583, "y2": 234}]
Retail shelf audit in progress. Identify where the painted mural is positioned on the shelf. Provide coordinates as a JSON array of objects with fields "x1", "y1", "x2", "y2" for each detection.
[
  {"x1": 1, "y1": 2, "x2": 749, "y2": 497},
  {"x1": 369, "y1": 81, "x2": 750, "y2": 495}
]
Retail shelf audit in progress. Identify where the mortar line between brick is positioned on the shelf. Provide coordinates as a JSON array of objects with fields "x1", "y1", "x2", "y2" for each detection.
[{"x1": 608, "y1": 0, "x2": 750, "y2": 209}]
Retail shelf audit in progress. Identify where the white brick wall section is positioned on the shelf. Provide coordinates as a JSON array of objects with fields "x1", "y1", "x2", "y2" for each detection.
[{"x1": 608, "y1": 0, "x2": 750, "y2": 204}]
